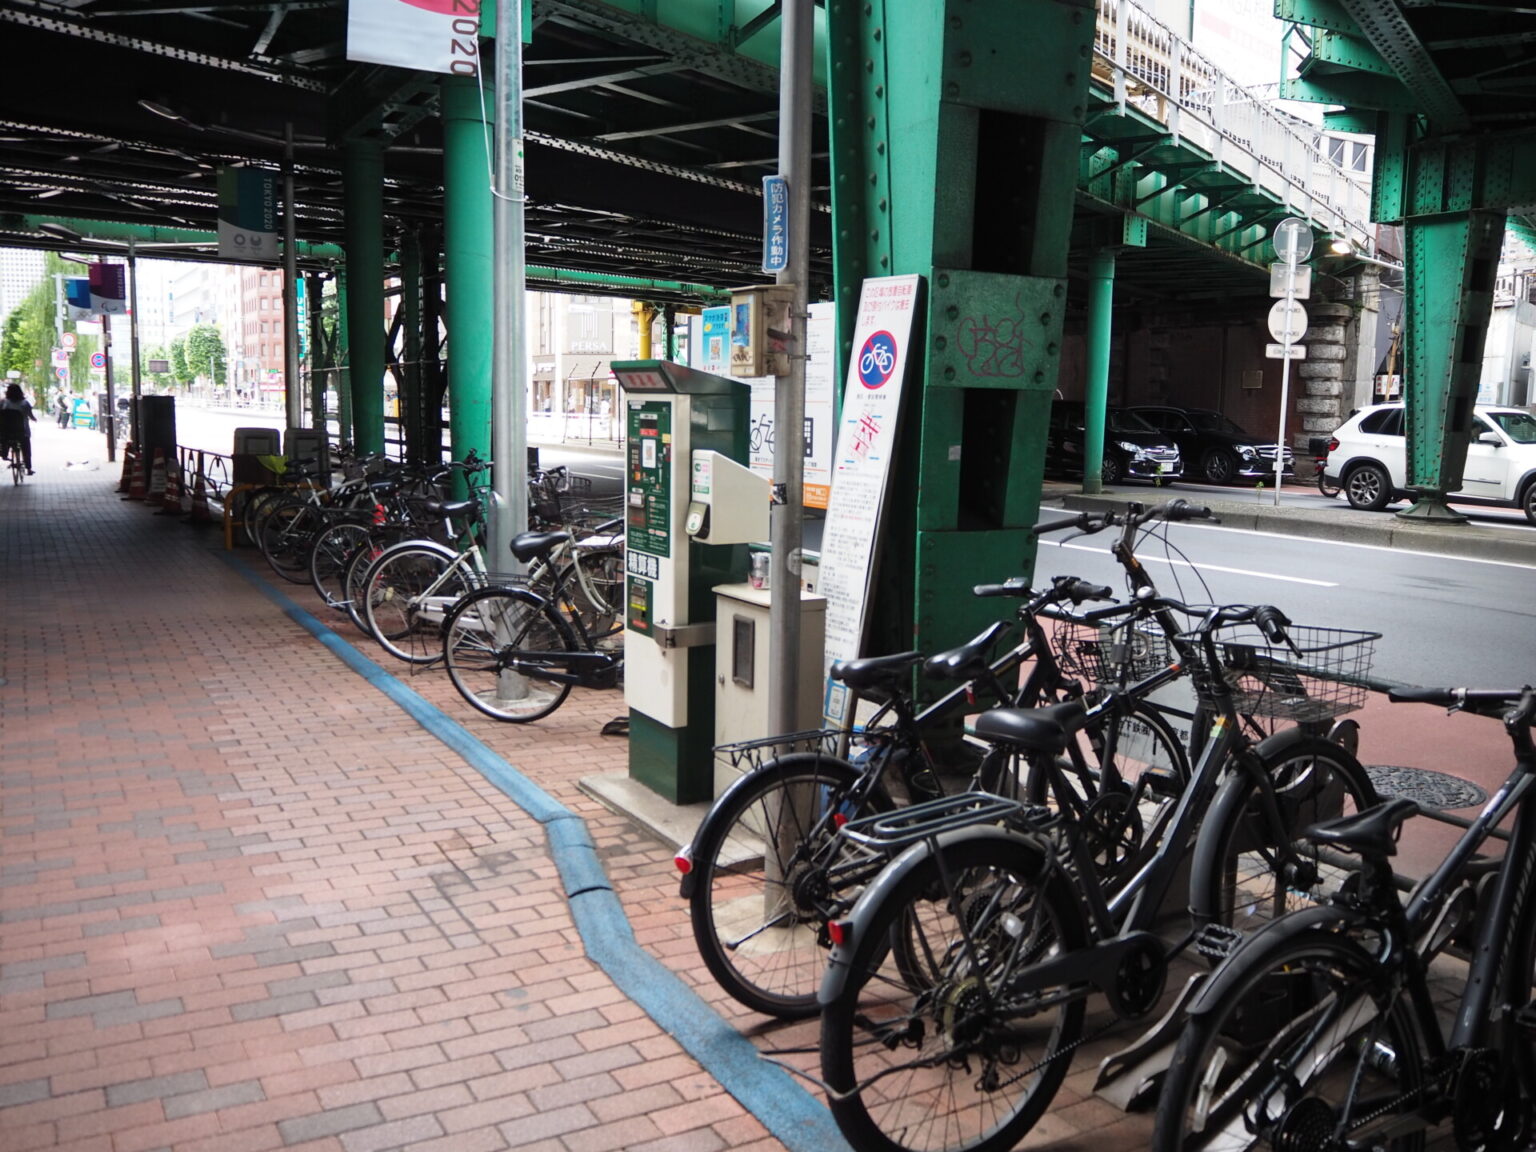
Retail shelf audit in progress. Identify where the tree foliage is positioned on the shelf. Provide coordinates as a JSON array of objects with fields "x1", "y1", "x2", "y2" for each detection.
[
  {"x1": 184, "y1": 324, "x2": 227, "y2": 386},
  {"x1": 170, "y1": 336, "x2": 190, "y2": 382}
]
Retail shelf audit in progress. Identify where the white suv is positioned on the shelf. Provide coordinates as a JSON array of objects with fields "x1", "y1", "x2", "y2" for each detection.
[{"x1": 1323, "y1": 402, "x2": 1536, "y2": 523}]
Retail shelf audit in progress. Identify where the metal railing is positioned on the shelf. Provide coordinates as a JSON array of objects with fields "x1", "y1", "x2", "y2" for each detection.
[{"x1": 1092, "y1": 0, "x2": 1377, "y2": 250}]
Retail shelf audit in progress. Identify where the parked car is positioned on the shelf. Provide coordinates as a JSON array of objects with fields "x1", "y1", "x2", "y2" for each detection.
[
  {"x1": 1323, "y1": 401, "x2": 1536, "y2": 523},
  {"x1": 1125, "y1": 405, "x2": 1294, "y2": 485},
  {"x1": 1045, "y1": 401, "x2": 1182, "y2": 484}
]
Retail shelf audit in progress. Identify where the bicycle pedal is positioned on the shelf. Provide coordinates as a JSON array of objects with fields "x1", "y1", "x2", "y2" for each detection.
[{"x1": 1194, "y1": 923, "x2": 1244, "y2": 963}]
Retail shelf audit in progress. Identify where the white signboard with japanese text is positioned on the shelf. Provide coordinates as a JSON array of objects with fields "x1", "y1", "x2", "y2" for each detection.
[{"x1": 818, "y1": 274, "x2": 922, "y2": 726}]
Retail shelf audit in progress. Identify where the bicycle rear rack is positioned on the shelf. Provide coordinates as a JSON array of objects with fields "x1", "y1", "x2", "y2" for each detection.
[{"x1": 838, "y1": 791, "x2": 1048, "y2": 852}]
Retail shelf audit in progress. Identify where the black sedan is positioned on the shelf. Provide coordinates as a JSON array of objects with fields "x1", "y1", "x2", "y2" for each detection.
[
  {"x1": 1126, "y1": 405, "x2": 1294, "y2": 485},
  {"x1": 1045, "y1": 401, "x2": 1182, "y2": 484}
]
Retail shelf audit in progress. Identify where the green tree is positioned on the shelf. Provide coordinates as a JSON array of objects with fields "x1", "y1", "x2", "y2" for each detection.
[
  {"x1": 185, "y1": 324, "x2": 227, "y2": 387},
  {"x1": 169, "y1": 336, "x2": 190, "y2": 383}
]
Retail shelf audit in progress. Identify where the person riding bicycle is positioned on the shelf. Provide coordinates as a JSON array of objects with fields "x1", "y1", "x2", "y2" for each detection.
[{"x1": 1, "y1": 383, "x2": 37, "y2": 474}]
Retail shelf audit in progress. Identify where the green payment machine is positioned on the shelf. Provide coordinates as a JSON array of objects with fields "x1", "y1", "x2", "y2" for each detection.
[{"x1": 611, "y1": 360, "x2": 762, "y2": 803}]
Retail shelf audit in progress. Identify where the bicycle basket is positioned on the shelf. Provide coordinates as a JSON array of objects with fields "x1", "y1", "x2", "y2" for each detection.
[
  {"x1": 1212, "y1": 624, "x2": 1379, "y2": 723},
  {"x1": 1053, "y1": 617, "x2": 1172, "y2": 685}
]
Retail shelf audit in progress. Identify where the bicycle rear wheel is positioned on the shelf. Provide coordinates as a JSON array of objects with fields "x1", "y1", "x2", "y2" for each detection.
[
  {"x1": 309, "y1": 521, "x2": 373, "y2": 609},
  {"x1": 1190, "y1": 734, "x2": 1376, "y2": 941},
  {"x1": 261, "y1": 500, "x2": 322, "y2": 583},
  {"x1": 560, "y1": 545, "x2": 624, "y2": 640},
  {"x1": 441, "y1": 587, "x2": 577, "y2": 722},
  {"x1": 820, "y1": 835, "x2": 1089, "y2": 1152},
  {"x1": 362, "y1": 542, "x2": 474, "y2": 663},
  {"x1": 1153, "y1": 931, "x2": 1423, "y2": 1152}
]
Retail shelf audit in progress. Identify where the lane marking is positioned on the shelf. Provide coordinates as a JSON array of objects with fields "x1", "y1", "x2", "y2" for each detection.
[
  {"x1": 1177, "y1": 521, "x2": 1536, "y2": 572},
  {"x1": 1040, "y1": 539, "x2": 1339, "y2": 586}
]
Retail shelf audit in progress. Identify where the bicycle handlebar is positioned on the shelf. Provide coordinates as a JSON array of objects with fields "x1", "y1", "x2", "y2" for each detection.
[
  {"x1": 972, "y1": 575, "x2": 1113, "y2": 605},
  {"x1": 1030, "y1": 498, "x2": 1219, "y2": 540},
  {"x1": 1388, "y1": 685, "x2": 1536, "y2": 723}
]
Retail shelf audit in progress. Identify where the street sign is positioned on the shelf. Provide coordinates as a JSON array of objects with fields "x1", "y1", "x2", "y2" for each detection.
[
  {"x1": 1269, "y1": 263, "x2": 1312, "y2": 299},
  {"x1": 1273, "y1": 217, "x2": 1313, "y2": 266},
  {"x1": 1268, "y1": 298, "x2": 1309, "y2": 344},
  {"x1": 89, "y1": 351, "x2": 106, "y2": 369},
  {"x1": 761, "y1": 174, "x2": 789, "y2": 274},
  {"x1": 61, "y1": 332, "x2": 77, "y2": 350},
  {"x1": 1266, "y1": 343, "x2": 1307, "y2": 360},
  {"x1": 55, "y1": 367, "x2": 68, "y2": 380}
]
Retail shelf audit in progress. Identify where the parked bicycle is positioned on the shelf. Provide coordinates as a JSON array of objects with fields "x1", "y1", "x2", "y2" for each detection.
[
  {"x1": 1152, "y1": 683, "x2": 1536, "y2": 1152},
  {"x1": 439, "y1": 528, "x2": 626, "y2": 723},
  {"x1": 815, "y1": 596, "x2": 1380, "y2": 1152}
]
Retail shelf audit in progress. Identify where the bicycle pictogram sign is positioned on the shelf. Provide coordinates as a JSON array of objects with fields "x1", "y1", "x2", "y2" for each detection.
[{"x1": 857, "y1": 330, "x2": 898, "y2": 389}]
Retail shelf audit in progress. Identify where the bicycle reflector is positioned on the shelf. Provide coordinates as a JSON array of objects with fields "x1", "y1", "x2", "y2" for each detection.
[
  {"x1": 828, "y1": 919, "x2": 854, "y2": 948},
  {"x1": 673, "y1": 847, "x2": 693, "y2": 875}
]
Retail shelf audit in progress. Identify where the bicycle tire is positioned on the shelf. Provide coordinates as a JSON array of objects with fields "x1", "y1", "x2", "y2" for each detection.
[
  {"x1": 1317, "y1": 472, "x2": 1342, "y2": 499},
  {"x1": 1189, "y1": 734, "x2": 1376, "y2": 942},
  {"x1": 1152, "y1": 930, "x2": 1423, "y2": 1152},
  {"x1": 260, "y1": 500, "x2": 322, "y2": 582},
  {"x1": 341, "y1": 527, "x2": 410, "y2": 634},
  {"x1": 309, "y1": 521, "x2": 373, "y2": 609},
  {"x1": 559, "y1": 545, "x2": 624, "y2": 641},
  {"x1": 687, "y1": 754, "x2": 882, "y2": 1019},
  {"x1": 820, "y1": 833, "x2": 1089, "y2": 1152},
  {"x1": 242, "y1": 486, "x2": 288, "y2": 547},
  {"x1": 361, "y1": 542, "x2": 475, "y2": 664},
  {"x1": 441, "y1": 586, "x2": 577, "y2": 722}
]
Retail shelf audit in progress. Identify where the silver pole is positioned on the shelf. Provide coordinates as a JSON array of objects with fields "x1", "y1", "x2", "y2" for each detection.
[
  {"x1": 491, "y1": 0, "x2": 529, "y2": 558},
  {"x1": 127, "y1": 239, "x2": 142, "y2": 447},
  {"x1": 283, "y1": 123, "x2": 303, "y2": 431},
  {"x1": 101, "y1": 312, "x2": 116, "y2": 464},
  {"x1": 769, "y1": 0, "x2": 812, "y2": 738}
]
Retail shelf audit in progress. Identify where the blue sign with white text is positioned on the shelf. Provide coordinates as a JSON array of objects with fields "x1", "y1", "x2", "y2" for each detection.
[{"x1": 762, "y1": 175, "x2": 789, "y2": 274}]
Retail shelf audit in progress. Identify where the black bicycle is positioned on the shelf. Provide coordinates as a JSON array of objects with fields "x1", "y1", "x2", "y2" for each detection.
[{"x1": 1153, "y1": 684, "x2": 1536, "y2": 1152}]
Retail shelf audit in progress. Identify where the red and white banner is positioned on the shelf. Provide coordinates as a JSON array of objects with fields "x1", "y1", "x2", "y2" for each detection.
[{"x1": 346, "y1": 0, "x2": 481, "y2": 75}]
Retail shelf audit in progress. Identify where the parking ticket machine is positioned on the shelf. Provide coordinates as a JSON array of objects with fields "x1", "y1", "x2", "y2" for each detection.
[{"x1": 611, "y1": 360, "x2": 760, "y2": 803}]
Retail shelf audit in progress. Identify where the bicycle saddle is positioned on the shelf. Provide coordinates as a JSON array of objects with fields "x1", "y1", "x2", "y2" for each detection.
[
  {"x1": 1304, "y1": 796, "x2": 1418, "y2": 859},
  {"x1": 830, "y1": 651, "x2": 922, "y2": 693},
  {"x1": 971, "y1": 700, "x2": 1091, "y2": 755},
  {"x1": 923, "y1": 621, "x2": 1011, "y2": 682},
  {"x1": 510, "y1": 530, "x2": 572, "y2": 562},
  {"x1": 421, "y1": 498, "x2": 478, "y2": 520}
]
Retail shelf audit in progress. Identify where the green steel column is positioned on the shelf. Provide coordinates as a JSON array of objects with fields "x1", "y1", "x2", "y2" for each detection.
[
  {"x1": 335, "y1": 265, "x2": 354, "y2": 445},
  {"x1": 398, "y1": 230, "x2": 425, "y2": 462},
  {"x1": 343, "y1": 138, "x2": 386, "y2": 455},
  {"x1": 826, "y1": 0, "x2": 1094, "y2": 653},
  {"x1": 441, "y1": 75, "x2": 495, "y2": 469},
  {"x1": 1083, "y1": 248, "x2": 1115, "y2": 496},
  {"x1": 1398, "y1": 209, "x2": 1503, "y2": 521}
]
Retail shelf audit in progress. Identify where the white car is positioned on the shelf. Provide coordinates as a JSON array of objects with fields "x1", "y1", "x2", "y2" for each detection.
[{"x1": 1323, "y1": 402, "x2": 1536, "y2": 523}]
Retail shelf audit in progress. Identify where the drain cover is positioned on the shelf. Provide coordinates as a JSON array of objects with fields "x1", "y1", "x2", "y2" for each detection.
[{"x1": 1366, "y1": 765, "x2": 1487, "y2": 811}]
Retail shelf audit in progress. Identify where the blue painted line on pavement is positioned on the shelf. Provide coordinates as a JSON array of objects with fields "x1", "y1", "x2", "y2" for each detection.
[{"x1": 222, "y1": 554, "x2": 848, "y2": 1152}]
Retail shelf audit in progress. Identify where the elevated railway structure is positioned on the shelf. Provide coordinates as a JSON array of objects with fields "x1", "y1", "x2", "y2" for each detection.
[{"x1": 0, "y1": 0, "x2": 1529, "y2": 645}]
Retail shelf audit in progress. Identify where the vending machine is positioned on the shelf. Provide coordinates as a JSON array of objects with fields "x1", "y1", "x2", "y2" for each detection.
[{"x1": 610, "y1": 360, "x2": 765, "y2": 803}]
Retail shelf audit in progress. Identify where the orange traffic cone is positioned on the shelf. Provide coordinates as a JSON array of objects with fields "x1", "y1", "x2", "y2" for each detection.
[
  {"x1": 123, "y1": 445, "x2": 147, "y2": 501},
  {"x1": 116, "y1": 442, "x2": 137, "y2": 493},
  {"x1": 144, "y1": 447, "x2": 167, "y2": 504},
  {"x1": 157, "y1": 456, "x2": 183, "y2": 515},
  {"x1": 186, "y1": 453, "x2": 215, "y2": 525}
]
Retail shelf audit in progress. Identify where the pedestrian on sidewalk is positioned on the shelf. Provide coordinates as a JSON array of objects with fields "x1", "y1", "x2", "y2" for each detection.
[
  {"x1": 56, "y1": 391, "x2": 70, "y2": 428},
  {"x1": 1, "y1": 382, "x2": 38, "y2": 474}
]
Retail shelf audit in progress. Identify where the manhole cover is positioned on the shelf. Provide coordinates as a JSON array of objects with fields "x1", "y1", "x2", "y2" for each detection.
[{"x1": 1366, "y1": 765, "x2": 1487, "y2": 811}]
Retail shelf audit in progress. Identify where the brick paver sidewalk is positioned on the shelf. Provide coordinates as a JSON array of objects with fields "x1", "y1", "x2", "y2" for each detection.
[{"x1": 3, "y1": 420, "x2": 1504, "y2": 1152}]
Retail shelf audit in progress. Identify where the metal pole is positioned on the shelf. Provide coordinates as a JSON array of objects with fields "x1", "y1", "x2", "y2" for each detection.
[
  {"x1": 492, "y1": 0, "x2": 529, "y2": 557},
  {"x1": 1084, "y1": 249, "x2": 1115, "y2": 496},
  {"x1": 102, "y1": 312, "x2": 116, "y2": 464},
  {"x1": 127, "y1": 239, "x2": 142, "y2": 447},
  {"x1": 769, "y1": 0, "x2": 812, "y2": 739},
  {"x1": 283, "y1": 123, "x2": 303, "y2": 431},
  {"x1": 1275, "y1": 276, "x2": 1296, "y2": 505}
]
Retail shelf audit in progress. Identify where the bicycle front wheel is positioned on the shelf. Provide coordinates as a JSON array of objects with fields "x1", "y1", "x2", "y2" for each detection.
[
  {"x1": 820, "y1": 835, "x2": 1089, "y2": 1152},
  {"x1": 688, "y1": 754, "x2": 879, "y2": 1019},
  {"x1": 309, "y1": 521, "x2": 373, "y2": 610},
  {"x1": 1190, "y1": 734, "x2": 1376, "y2": 941},
  {"x1": 1153, "y1": 931, "x2": 1423, "y2": 1152},
  {"x1": 560, "y1": 545, "x2": 625, "y2": 641},
  {"x1": 362, "y1": 543, "x2": 474, "y2": 663},
  {"x1": 441, "y1": 587, "x2": 577, "y2": 722}
]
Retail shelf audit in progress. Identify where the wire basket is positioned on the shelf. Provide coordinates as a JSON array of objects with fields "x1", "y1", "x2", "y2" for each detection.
[
  {"x1": 1053, "y1": 617, "x2": 1174, "y2": 686},
  {"x1": 1208, "y1": 624, "x2": 1380, "y2": 723}
]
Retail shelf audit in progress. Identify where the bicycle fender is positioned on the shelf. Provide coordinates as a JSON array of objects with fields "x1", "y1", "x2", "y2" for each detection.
[
  {"x1": 817, "y1": 823, "x2": 1055, "y2": 1007},
  {"x1": 1186, "y1": 906, "x2": 1375, "y2": 1016},
  {"x1": 679, "y1": 752, "x2": 865, "y2": 899}
]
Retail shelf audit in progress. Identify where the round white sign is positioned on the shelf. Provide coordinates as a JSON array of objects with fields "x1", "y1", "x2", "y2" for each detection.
[
  {"x1": 1272, "y1": 217, "x2": 1313, "y2": 266},
  {"x1": 1268, "y1": 298, "x2": 1309, "y2": 344}
]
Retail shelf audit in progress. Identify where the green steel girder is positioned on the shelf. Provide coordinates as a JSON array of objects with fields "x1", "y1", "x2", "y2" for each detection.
[
  {"x1": 1398, "y1": 209, "x2": 1502, "y2": 518},
  {"x1": 1307, "y1": 28, "x2": 1392, "y2": 75},
  {"x1": 1282, "y1": 69, "x2": 1419, "y2": 113},
  {"x1": 1372, "y1": 131, "x2": 1536, "y2": 224},
  {"x1": 1276, "y1": 0, "x2": 1361, "y2": 37},
  {"x1": 1337, "y1": 0, "x2": 1470, "y2": 132},
  {"x1": 826, "y1": 0, "x2": 1094, "y2": 659}
]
